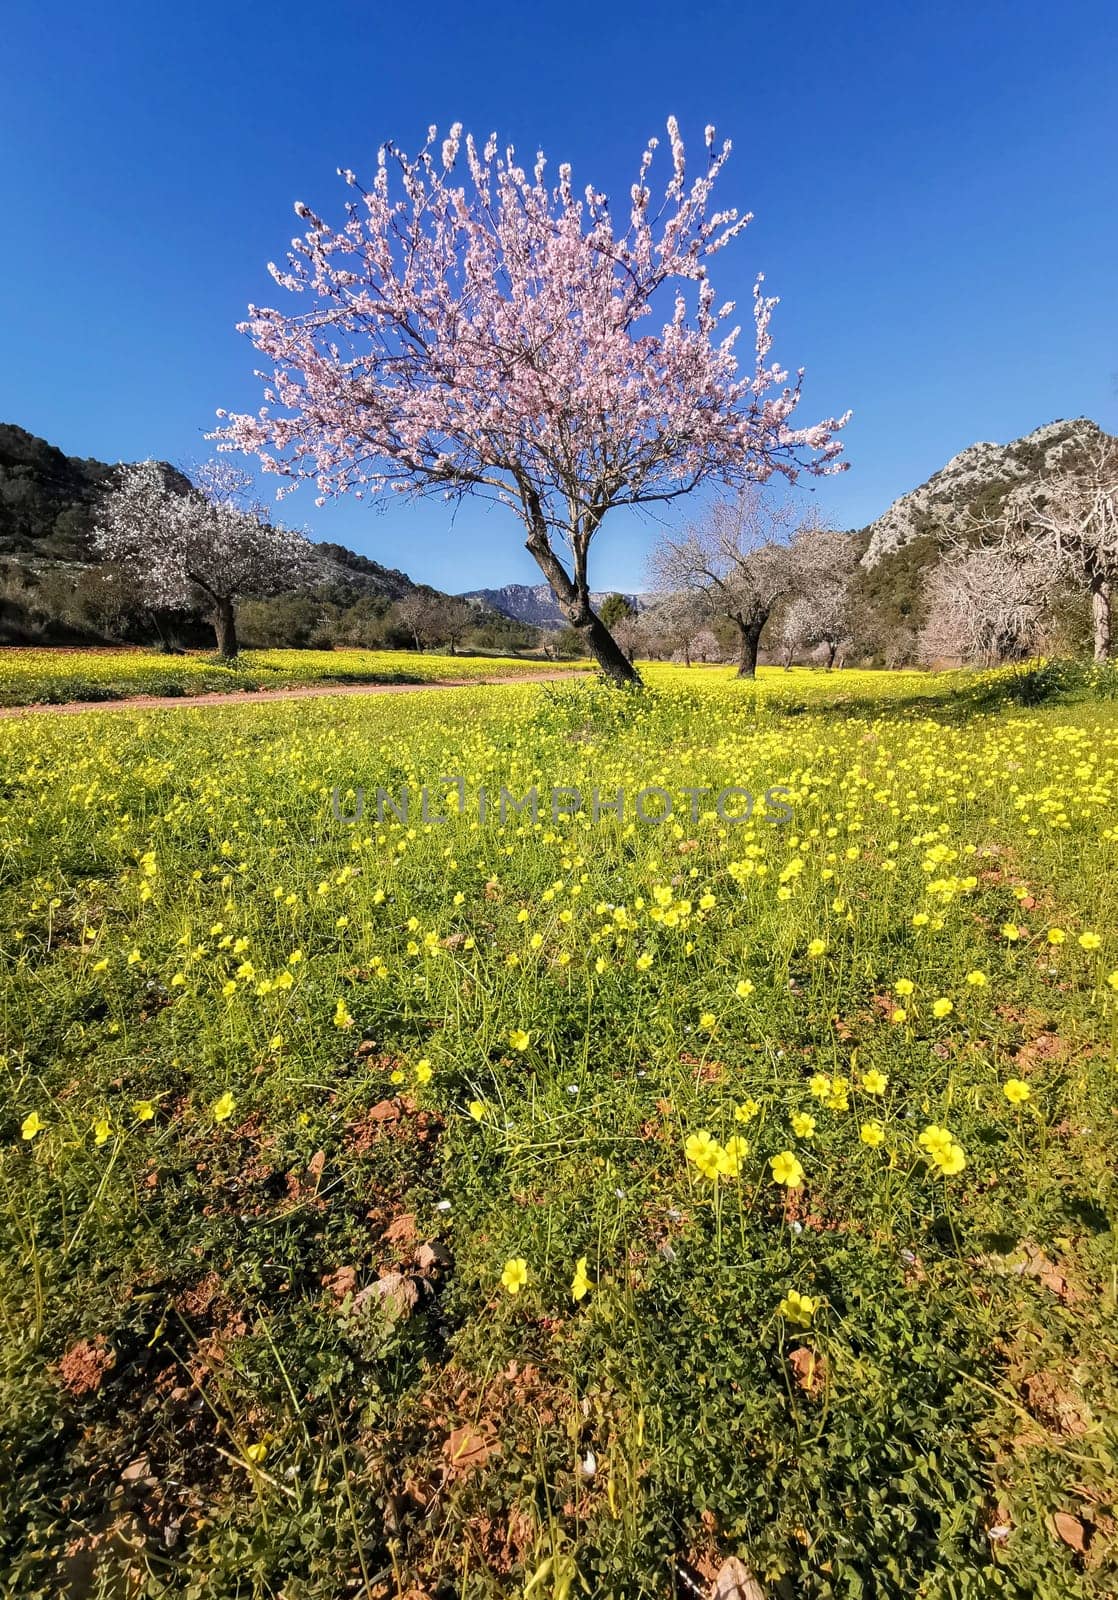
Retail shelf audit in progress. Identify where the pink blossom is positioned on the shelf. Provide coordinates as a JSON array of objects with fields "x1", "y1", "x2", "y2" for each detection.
[{"x1": 214, "y1": 120, "x2": 848, "y2": 682}]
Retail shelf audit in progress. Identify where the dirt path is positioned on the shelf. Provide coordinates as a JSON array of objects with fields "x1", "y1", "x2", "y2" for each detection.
[{"x1": 0, "y1": 671, "x2": 584, "y2": 719}]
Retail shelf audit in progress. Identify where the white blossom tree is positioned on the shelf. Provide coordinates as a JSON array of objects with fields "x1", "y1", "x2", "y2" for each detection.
[
  {"x1": 649, "y1": 490, "x2": 841, "y2": 677},
  {"x1": 916, "y1": 545, "x2": 1058, "y2": 666},
  {"x1": 989, "y1": 434, "x2": 1118, "y2": 662},
  {"x1": 785, "y1": 527, "x2": 857, "y2": 667},
  {"x1": 94, "y1": 460, "x2": 311, "y2": 658},
  {"x1": 637, "y1": 590, "x2": 710, "y2": 664},
  {"x1": 611, "y1": 608, "x2": 644, "y2": 662},
  {"x1": 773, "y1": 593, "x2": 816, "y2": 667}
]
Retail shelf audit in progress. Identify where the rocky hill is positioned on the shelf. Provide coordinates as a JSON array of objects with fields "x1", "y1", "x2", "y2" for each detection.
[
  {"x1": 0, "y1": 423, "x2": 180, "y2": 564},
  {"x1": 847, "y1": 416, "x2": 1114, "y2": 663},
  {"x1": 860, "y1": 417, "x2": 1109, "y2": 567}
]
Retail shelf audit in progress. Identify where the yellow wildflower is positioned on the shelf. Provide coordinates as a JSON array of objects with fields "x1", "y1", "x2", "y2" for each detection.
[
  {"x1": 770, "y1": 1150, "x2": 805, "y2": 1188},
  {"x1": 570, "y1": 1256, "x2": 593, "y2": 1302},
  {"x1": 778, "y1": 1289, "x2": 817, "y2": 1326},
  {"x1": 500, "y1": 1257, "x2": 529, "y2": 1295},
  {"x1": 212, "y1": 1091, "x2": 236, "y2": 1123}
]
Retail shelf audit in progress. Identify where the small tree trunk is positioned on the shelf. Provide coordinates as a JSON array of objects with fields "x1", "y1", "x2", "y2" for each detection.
[
  {"x1": 578, "y1": 612, "x2": 642, "y2": 685},
  {"x1": 826, "y1": 640, "x2": 838, "y2": 670},
  {"x1": 736, "y1": 619, "x2": 765, "y2": 679},
  {"x1": 213, "y1": 596, "x2": 238, "y2": 660},
  {"x1": 1091, "y1": 574, "x2": 1112, "y2": 663}
]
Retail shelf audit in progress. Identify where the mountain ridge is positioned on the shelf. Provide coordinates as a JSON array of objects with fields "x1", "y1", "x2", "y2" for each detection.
[
  {"x1": 4, "y1": 416, "x2": 1115, "y2": 655},
  {"x1": 461, "y1": 581, "x2": 643, "y2": 629}
]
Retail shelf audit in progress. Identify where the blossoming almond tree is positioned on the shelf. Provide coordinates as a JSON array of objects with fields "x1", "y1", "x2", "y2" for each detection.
[
  {"x1": 94, "y1": 460, "x2": 312, "y2": 659},
  {"x1": 216, "y1": 119, "x2": 848, "y2": 684}
]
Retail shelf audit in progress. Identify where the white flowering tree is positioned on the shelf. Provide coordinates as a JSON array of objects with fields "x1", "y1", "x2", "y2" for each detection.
[
  {"x1": 788, "y1": 530, "x2": 857, "y2": 667},
  {"x1": 773, "y1": 594, "x2": 817, "y2": 667},
  {"x1": 94, "y1": 460, "x2": 312, "y2": 658},
  {"x1": 649, "y1": 490, "x2": 846, "y2": 677},
  {"x1": 916, "y1": 546, "x2": 1057, "y2": 665},
  {"x1": 216, "y1": 119, "x2": 847, "y2": 685},
  {"x1": 990, "y1": 434, "x2": 1118, "y2": 662}
]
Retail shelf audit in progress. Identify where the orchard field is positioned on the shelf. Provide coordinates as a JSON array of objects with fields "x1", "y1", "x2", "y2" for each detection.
[{"x1": 1, "y1": 663, "x2": 1117, "y2": 1599}]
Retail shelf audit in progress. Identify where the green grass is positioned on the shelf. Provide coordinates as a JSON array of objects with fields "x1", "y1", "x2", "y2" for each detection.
[
  {"x1": 1, "y1": 665, "x2": 1116, "y2": 1597},
  {"x1": 0, "y1": 646, "x2": 587, "y2": 706}
]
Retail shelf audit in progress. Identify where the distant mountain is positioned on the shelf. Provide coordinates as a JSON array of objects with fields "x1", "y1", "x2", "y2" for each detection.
[
  {"x1": 461, "y1": 581, "x2": 643, "y2": 629},
  {"x1": 297, "y1": 541, "x2": 419, "y2": 603}
]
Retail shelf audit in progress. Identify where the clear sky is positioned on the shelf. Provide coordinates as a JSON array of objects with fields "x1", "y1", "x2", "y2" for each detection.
[{"x1": 2, "y1": 0, "x2": 1115, "y2": 592}]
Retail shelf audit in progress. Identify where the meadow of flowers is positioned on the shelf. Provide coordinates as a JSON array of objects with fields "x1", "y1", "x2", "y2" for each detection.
[
  {"x1": 1, "y1": 665, "x2": 1115, "y2": 1598},
  {"x1": 0, "y1": 647, "x2": 581, "y2": 706}
]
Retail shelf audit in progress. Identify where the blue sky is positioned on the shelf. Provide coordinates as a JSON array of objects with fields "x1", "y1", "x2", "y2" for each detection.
[{"x1": 2, "y1": 0, "x2": 1115, "y2": 592}]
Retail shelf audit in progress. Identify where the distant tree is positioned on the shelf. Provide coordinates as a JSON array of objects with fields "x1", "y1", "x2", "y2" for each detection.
[
  {"x1": 393, "y1": 589, "x2": 445, "y2": 651},
  {"x1": 642, "y1": 590, "x2": 710, "y2": 665},
  {"x1": 430, "y1": 595, "x2": 475, "y2": 654},
  {"x1": 916, "y1": 546, "x2": 1057, "y2": 666},
  {"x1": 550, "y1": 625, "x2": 591, "y2": 660},
  {"x1": 610, "y1": 608, "x2": 644, "y2": 662},
  {"x1": 983, "y1": 434, "x2": 1118, "y2": 661},
  {"x1": 777, "y1": 574, "x2": 853, "y2": 668},
  {"x1": 688, "y1": 627, "x2": 722, "y2": 663},
  {"x1": 787, "y1": 527, "x2": 858, "y2": 668},
  {"x1": 773, "y1": 594, "x2": 815, "y2": 668},
  {"x1": 599, "y1": 593, "x2": 636, "y2": 630},
  {"x1": 650, "y1": 490, "x2": 837, "y2": 678},
  {"x1": 217, "y1": 119, "x2": 847, "y2": 686},
  {"x1": 93, "y1": 460, "x2": 310, "y2": 658},
  {"x1": 238, "y1": 593, "x2": 327, "y2": 649}
]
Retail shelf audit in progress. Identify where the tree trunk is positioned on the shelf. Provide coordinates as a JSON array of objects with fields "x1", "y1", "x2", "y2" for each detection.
[
  {"x1": 213, "y1": 596, "x2": 238, "y2": 659},
  {"x1": 578, "y1": 612, "x2": 641, "y2": 685},
  {"x1": 825, "y1": 640, "x2": 838, "y2": 670},
  {"x1": 736, "y1": 619, "x2": 765, "y2": 679},
  {"x1": 1091, "y1": 573, "x2": 1112, "y2": 663},
  {"x1": 523, "y1": 531, "x2": 640, "y2": 686}
]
